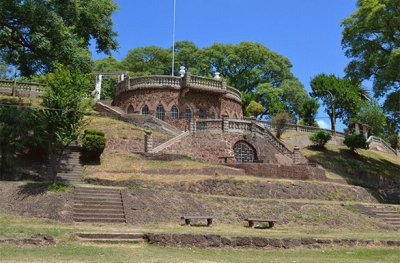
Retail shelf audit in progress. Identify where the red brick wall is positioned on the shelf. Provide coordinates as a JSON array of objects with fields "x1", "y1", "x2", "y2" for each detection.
[
  {"x1": 160, "y1": 131, "x2": 293, "y2": 165},
  {"x1": 113, "y1": 88, "x2": 243, "y2": 130},
  {"x1": 228, "y1": 163, "x2": 327, "y2": 181}
]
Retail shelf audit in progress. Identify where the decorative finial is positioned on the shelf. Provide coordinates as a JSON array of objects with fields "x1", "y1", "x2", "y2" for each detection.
[
  {"x1": 214, "y1": 72, "x2": 221, "y2": 80},
  {"x1": 179, "y1": 66, "x2": 186, "y2": 77}
]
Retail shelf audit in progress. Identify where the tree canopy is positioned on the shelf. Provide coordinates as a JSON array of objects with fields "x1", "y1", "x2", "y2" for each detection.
[
  {"x1": 0, "y1": 0, "x2": 118, "y2": 76},
  {"x1": 342, "y1": 0, "x2": 400, "y2": 128},
  {"x1": 310, "y1": 74, "x2": 365, "y2": 134},
  {"x1": 100, "y1": 41, "x2": 308, "y2": 118}
]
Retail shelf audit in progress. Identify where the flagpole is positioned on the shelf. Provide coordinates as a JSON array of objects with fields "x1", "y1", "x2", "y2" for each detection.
[{"x1": 171, "y1": 0, "x2": 176, "y2": 76}]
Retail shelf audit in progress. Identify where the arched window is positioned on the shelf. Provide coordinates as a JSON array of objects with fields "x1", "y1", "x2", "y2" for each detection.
[
  {"x1": 198, "y1": 109, "x2": 207, "y2": 119},
  {"x1": 184, "y1": 107, "x2": 192, "y2": 120},
  {"x1": 211, "y1": 112, "x2": 216, "y2": 119},
  {"x1": 156, "y1": 104, "x2": 165, "y2": 120},
  {"x1": 233, "y1": 141, "x2": 257, "y2": 163},
  {"x1": 171, "y1": 105, "x2": 179, "y2": 120},
  {"x1": 141, "y1": 105, "x2": 149, "y2": 115},
  {"x1": 127, "y1": 105, "x2": 134, "y2": 114}
]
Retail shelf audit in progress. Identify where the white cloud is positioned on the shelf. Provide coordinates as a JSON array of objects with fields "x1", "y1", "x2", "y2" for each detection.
[{"x1": 317, "y1": 120, "x2": 330, "y2": 129}]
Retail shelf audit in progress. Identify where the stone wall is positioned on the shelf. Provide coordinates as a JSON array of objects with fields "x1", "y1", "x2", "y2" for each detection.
[
  {"x1": 112, "y1": 88, "x2": 243, "y2": 131},
  {"x1": 228, "y1": 163, "x2": 326, "y2": 181},
  {"x1": 160, "y1": 131, "x2": 292, "y2": 165}
]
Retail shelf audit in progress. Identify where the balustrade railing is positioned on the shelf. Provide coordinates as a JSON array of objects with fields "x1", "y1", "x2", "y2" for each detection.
[
  {"x1": 128, "y1": 76, "x2": 181, "y2": 91},
  {"x1": 196, "y1": 119, "x2": 223, "y2": 131},
  {"x1": 226, "y1": 86, "x2": 242, "y2": 102},
  {"x1": 228, "y1": 120, "x2": 251, "y2": 132},
  {"x1": 367, "y1": 136, "x2": 398, "y2": 155},
  {"x1": 188, "y1": 75, "x2": 224, "y2": 90},
  {"x1": 0, "y1": 79, "x2": 45, "y2": 97}
]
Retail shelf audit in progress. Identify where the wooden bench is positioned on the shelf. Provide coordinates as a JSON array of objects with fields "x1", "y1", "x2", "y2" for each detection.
[
  {"x1": 245, "y1": 218, "x2": 277, "y2": 229},
  {"x1": 181, "y1": 216, "x2": 213, "y2": 226}
]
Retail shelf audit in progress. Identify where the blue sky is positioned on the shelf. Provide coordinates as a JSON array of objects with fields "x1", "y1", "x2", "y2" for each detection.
[{"x1": 91, "y1": 0, "x2": 359, "y2": 131}]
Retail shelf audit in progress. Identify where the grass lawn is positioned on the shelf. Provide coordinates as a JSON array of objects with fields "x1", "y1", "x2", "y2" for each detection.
[
  {"x1": 1, "y1": 244, "x2": 400, "y2": 263},
  {"x1": 1, "y1": 213, "x2": 400, "y2": 262},
  {"x1": 301, "y1": 145, "x2": 400, "y2": 182}
]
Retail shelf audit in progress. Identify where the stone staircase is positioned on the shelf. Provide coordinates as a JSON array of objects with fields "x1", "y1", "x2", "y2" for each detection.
[
  {"x1": 73, "y1": 187, "x2": 126, "y2": 224},
  {"x1": 76, "y1": 232, "x2": 144, "y2": 243},
  {"x1": 151, "y1": 131, "x2": 190, "y2": 153},
  {"x1": 95, "y1": 100, "x2": 182, "y2": 136},
  {"x1": 56, "y1": 146, "x2": 82, "y2": 185},
  {"x1": 359, "y1": 204, "x2": 400, "y2": 228}
]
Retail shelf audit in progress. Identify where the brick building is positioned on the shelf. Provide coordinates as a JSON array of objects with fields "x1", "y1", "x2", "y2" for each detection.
[{"x1": 112, "y1": 73, "x2": 243, "y2": 130}]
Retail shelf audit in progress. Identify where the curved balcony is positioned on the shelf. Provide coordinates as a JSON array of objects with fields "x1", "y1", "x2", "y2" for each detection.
[{"x1": 115, "y1": 74, "x2": 242, "y2": 103}]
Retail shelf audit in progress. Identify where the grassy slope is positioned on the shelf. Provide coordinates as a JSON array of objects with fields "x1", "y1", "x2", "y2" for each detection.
[
  {"x1": 302, "y1": 145, "x2": 400, "y2": 181},
  {"x1": 1, "y1": 213, "x2": 400, "y2": 263}
]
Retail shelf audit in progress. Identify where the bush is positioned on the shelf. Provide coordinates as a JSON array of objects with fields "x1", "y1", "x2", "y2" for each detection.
[
  {"x1": 309, "y1": 130, "x2": 332, "y2": 148},
  {"x1": 269, "y1": 112, "x2": 294, "y2": 139},
  {"x1": 344, "y1": 134, "x2": 369, "y2": 152},
  {"x1": 82, "y1": 129, "x2": 106, "y2": 160},
  {"x1": 84, "y1": 129, "x2": 105, "y2": 137},
  {"x1": 246, "y1": 100, "x2": 264, "y2": 118}
]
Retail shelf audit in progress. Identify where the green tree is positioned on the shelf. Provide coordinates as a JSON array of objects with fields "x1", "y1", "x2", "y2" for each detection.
[
  {"x1": 269, "y1": 112, "x2": 294, "y2": 139},
  {"x1": 37, "y1": 66, "x2": 88, "y2": 183},
  {"x1": 121, "y1": 46, "x2": 171, "y2": 76},
  {"x1": 245, "y1": 100, "x2": 264, "y2": 118},
  {"x1": 298, "y1": 98, "x2": 320, "y2": 127},
  {"x1": 0, "y1": 0, "x2": 118, "y2": 76},
  {"x1": 354, "y1": 101, "x2": 387, "y2": 137},
  {"x1": 0, "y1": 61, "x2": 11, "y2": 78},
  {"x1": 93, "y1": 57, "x2": 122, "y2": 99},
  {"x1": 0, "y1": 99, "x2": 31, "y2": 179},
  {"x1": 342, "y1": 0, "x2": 400, "y2": 128},
  {"x1": 310, "y1": 74, "x2": 365, "y2": 134}
]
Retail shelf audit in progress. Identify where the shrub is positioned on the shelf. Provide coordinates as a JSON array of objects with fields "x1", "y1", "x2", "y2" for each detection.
[
  {"x1": 269, "y1": 112, "x2": 294, "y2": 139},
  {"x1": 84, "y1": 129, "x2": 105, "y2": 137},
  {"x1": 344, "y1": 134, "x2": 369, "y2": 152},
  {"x1": 309, "y1": 130, "x2": 332, "y2": 148},
  {"x1": 246, "y1": 100, "x2": 264, "y2": 118},
  {"x1": 82, "y1": 129, "x2": 106, "y2": 160}
]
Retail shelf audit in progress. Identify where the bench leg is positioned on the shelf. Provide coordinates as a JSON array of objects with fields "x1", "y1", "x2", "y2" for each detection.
[
  {"x1": 185, "y1": 219, "x2": 191, "y2": 226},
  {"x1": 249, "y1": 221, "x2": 254, "y2": 228},
  {"x1": 207, "y1": 219, "x2": 212, "y2": 226},
  {"x1": 268, "y1": 222, "x2": 274, "y2": 228}
]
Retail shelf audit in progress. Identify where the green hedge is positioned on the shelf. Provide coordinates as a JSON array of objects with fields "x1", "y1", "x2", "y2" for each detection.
[
  {"x1": 344, "y1": 134, "x2": 369, "y2": 152},
  {"x1": 82, "y1": 129, "x2": 106, "y2": 160},
  {"x1": 309, "y1": 130, "x2": 332, "y2": 148}
]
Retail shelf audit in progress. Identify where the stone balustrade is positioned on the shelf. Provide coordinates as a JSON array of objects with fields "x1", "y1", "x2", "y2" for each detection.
[
  {"x1": 0, "y1": 79, "x2": 45, "y2": 98},
  {"x1": 196, "y1": 119, "x2": 223, "y2": 131},
  {"x1": 115, "y1": 74, "x2": 242, "y2": 102},
  {"x1": 367, "y1": 136, "x2": 398, "y2": 155}
]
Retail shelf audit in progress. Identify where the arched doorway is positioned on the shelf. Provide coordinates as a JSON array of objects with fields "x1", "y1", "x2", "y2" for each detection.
[
  {"x1": 233, "y1": 141, "x2": 257, "y2": 163},
  {"x1": 127, "y1": 105, "x2": 134, "y2": 114}
]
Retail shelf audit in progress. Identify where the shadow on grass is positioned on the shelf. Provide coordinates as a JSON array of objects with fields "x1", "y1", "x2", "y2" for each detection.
[
  {"x1": 305, "y1": 146, "x2": 400, "y2": 202},
  {"x1": 17, "y1": 182, "x2": 51, "y2": 197}
]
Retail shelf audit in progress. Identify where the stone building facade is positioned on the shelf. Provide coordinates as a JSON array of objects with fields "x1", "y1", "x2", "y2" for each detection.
[{"x1": 112, "y1": 74, "x2": 243, "y2": 130}]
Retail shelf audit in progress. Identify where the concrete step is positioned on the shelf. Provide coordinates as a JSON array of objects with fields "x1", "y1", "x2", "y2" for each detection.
[
  {"x1": 73, "y1": 218, "x2": 126, "y2": 223},
  {"x1": 74, "y1": 213, "x2": 125, "y2": 218},
  {"x1": 74, "y1": 195, "x2": 121, "y2": 199},
  {"x1": 75, "y1": 188, "x2": 121, "y2": 193},
  {"x1": 374, "y1": 211, "x2": 400, "y2": 215}
]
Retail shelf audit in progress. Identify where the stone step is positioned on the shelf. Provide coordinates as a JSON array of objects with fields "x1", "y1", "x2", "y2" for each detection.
[
  {"x1": 74, "y1": 205, "x2": 124, "y2": 211},
  {"x1": 74, "y1": 200, "x2": 122, "y2": 206},
  {"x1": 77, "y1": 238, "x2": 143, "y2": 243},
  {"x1": 74, "y1": 208, "x2": 124, "y2": 214},
  {"x1": 74, "y1": 194, "x2": 121, "y2": 199},
  {"x1": 77, "y1": 233, "x2": 143, "y2": 239},
  {"x1": 74, "y1": 197, "x2": 121, "y2": 202},
  {"x1": 73, "y1": 218, "x2": 126, "y2": 223},
  {"x1": 74, "y1": 213, "x2": 125, "y2": 218},
  {"x1": 75, "y1": 188, "x2": 121, "y2": 192},
  {"x1": 374, "y1": 211, "x2": 399, "y2": 215}
]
